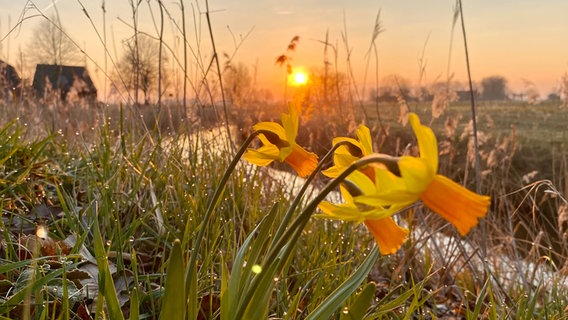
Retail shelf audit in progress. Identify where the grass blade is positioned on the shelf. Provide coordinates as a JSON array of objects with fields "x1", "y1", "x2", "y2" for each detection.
[
  {"x1": 159, "y1": 239, "x2": 186, "y2": 320},
  {"x1": 188, "y1": 262, "x2": 198, "y2": 320},
  {"x1": 92, "y1": 207, "x2": 125, "y2": 320},
  {"x1": 306, "y1": 246, "x2": 379, "y2": 320},
  {"x1": 340, "y1": 281, "x2": 376, "y2": 320},
  {"x1": 129, "y1": 287, "x2": 140, "y2": 320}
]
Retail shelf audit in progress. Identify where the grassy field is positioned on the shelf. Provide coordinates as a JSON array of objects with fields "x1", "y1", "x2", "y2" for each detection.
[
  {"x1": 0, "y1": 96, "x2": 567, "y2": 319},
  {"x1": 1, "y1": 0, "x2": 568, "y2": 318}
]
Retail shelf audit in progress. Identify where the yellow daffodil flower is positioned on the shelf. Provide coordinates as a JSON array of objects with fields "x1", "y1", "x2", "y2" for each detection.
[
  {"x1": 322, "y1": 113, "x2": 491, "y2": 240},
  {"x1": 243, "y1": 107, "x2": 318, "y2": 178},
  {"x1": 320, "y1": 126, "x2": 409, "y2": 255}
]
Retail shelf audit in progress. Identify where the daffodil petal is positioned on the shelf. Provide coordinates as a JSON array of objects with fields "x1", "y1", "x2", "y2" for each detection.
[
  {"x1": 332, "y1": 136, "x2": 362, "y2": 149},
  {"x1": 281, "y1": 108, "x2": 299, "y2": 142},
  {"x1": 253, "y1": 122, "x2": 287, "y2": 140},
  {"x1": 243, "y1": 144, "x2": 280, "y2": 166},
  {"x1": 409, "y1": 113, "x2": 438, "y2": 172},
  {"x1": 325, "y1": 153, "x2": 359, "y2": 178},
  {"x1": 334, "y1": 152, "x2": 361, "y2": 169},
  {"x1": 354, "y1": 193, "x2": 415, "y2": 208},
  {"x1": 322, "y1": 166, "x2": 345, "y2": 178},
  {"x1": 339, "y1": 185, "x2": 354, "y2": 204},
  {"x1": 398, "y1": 156, "x2": 434, "y2": 194},
  {"x1": 355, "y1": 125, "x2": 374, "y2": 155},
  {"x1": 374, "y1": 167, "x2": 406, "y2": 192},
  {"x1": 345, "y1": 170, "x2": 377, "y2": 195},
  {"x1": 318, "y1": 201, "x2": 365, "y2": 222}
]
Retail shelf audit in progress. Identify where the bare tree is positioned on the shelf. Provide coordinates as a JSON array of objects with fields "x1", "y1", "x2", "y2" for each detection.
[
  {"x1": 115, "y1": 34, "x2": 166, "y2": 104},
  {"x1": 521, "y1": 79, "x2": 540, "y2": 104},
  {"x1": 223, "y1": 61, "x2": 252, "y2": 106},
  {"x1": 481, "y1": 75, "x2": 508, "y2": 101},
  {"x1": 26, "y1": 15, "x2": 82, "y2": 66}
]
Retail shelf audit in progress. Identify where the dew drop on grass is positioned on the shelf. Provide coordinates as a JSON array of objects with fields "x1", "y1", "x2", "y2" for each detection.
[
  {"x1": 251, "y1": 265, "x2": 262, "y2": 274},
  {"x1": 342, "y1": 307, "x2": 349, "y2": 314}
]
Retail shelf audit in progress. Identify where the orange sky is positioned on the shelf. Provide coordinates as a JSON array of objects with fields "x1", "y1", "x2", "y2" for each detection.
[{"x1": 1, "y1": 1, "x2": 567, "y2": 101}]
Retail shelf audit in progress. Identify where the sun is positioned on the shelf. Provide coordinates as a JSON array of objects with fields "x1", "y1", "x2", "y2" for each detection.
[{"x1": 290, "y1": 69, "x2": 308, "y2": 86}]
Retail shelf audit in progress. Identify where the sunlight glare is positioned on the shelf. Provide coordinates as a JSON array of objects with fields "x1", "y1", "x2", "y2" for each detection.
[{"x1": 290, "y1": 70, "x2": 308, "y2": 86}]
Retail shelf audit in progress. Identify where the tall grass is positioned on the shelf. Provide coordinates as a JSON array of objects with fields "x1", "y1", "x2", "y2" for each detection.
[{"x1": 0, "y1": 1, "x2": 567, "y2": 319}]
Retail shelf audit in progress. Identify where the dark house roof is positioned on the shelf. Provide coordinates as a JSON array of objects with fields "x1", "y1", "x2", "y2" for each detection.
[
  {"x1": 0, "y1": 60, "x2": 22, "y2": 99},
  {"x1": 32, "y1": 64, "x2": 97, "y2": 101}
]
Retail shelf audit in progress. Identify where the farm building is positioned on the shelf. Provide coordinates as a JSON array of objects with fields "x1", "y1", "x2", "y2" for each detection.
[
  {"x1": 32, "y1": 64, "x2": 97, "y2": 102},
  {"x1": 0, "y1": 60, "x2": 22, "y2": 100}
]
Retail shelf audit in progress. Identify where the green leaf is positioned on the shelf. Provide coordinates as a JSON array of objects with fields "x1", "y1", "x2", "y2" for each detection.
[
  {"x1": 130, "y1": 287, "x2": 140, "y2": 320},
  {"x1": 306, "y1": 246, "x2": 379, "y2": 320},
  {"x1": 470, "y1": 275, "x2": 490, "y2": 319},
  {"x1": 62, "y1": 265, "x2": 70, "y2": 320},
  {"x1": 160, "y1": 239, "x2": 187, "y2": 320},
  {"x1": 188, "y1": 262, "x2": 198, "y2": 320},
  {"x1": 221, "y1": 221, "x2": 262, "y2": 320},
  {"x1": 340, "y1": 281, "x2": 376, "y2": 320},
  {"x1": 242, "y1": 259, "x2": 280, "y2": 320},
  {"x1": 92, "y1": 213, "x2": 125, "y2": 320},
  {"x1": 221, "y1": 204, "x2": 279, "y2": 320}
]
